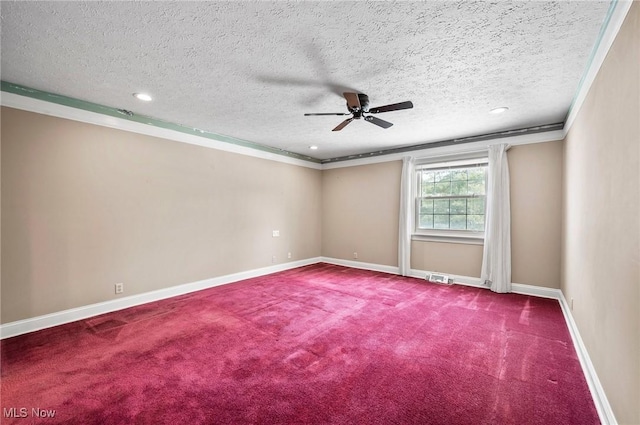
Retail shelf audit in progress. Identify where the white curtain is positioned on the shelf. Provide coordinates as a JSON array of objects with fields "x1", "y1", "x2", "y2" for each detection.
[
  {"x1": 398, "y1": 156, "x2": 415, "y2": 276},
  {"x1": 481, "y1": 144, "x2": 511, "y2": 293}
]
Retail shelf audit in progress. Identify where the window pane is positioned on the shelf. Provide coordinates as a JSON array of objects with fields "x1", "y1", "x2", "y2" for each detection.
[
  {"x1": 435, "y1": 170, "x2": 451, "y2": 182},
  {"x1": 434, "y1": 215, "x2": 449, "y2": 229},
  {"x1": 468, "y1": 197, "x2": 485, "y2": 214},
  {"x1": 420, "y1": 171, "x2": 435, "y2": 196},
  {"x1": 467, "y1": 215, "x2": 485, "y2": 231},
  {"x1": 433, "y1": 199, "x2": 449, "y2": 214},
  {"x1": 450, "y1": 199, "x2": 466, "y2": 214},
  {"x1": 450, "y1": 215, "x2": 467, "y2": 230},
  {"x1": 468, "y1": 168, "x2": 486, "y2": 180},
  {"x1": 419, "y1": 215, "x2": 433, "y2": 229},
  {"x1": 451, "y1": 169, "x2": 468, "y2": 181},
  {"x1": 451, "y1": 179, "x2": 468, "y2": 196},
  {"x1": 421, "y1": 171, "x2": 435, "y2": 183},
  {"x1": 434, "y1": 181, "x2": 451, "y2": 196},
  {"x1": 414, "y1": 163, "x2": 487, "y2": 235},
  {"x1": 468, "y1": 179, "x2": 485, "y2": 195},
  {"x1": 421, "y1": 182, "x2": 435, "y2": 196},
  {"x1": 420, "y1": 199, "x2": 434, "y2": 214}
]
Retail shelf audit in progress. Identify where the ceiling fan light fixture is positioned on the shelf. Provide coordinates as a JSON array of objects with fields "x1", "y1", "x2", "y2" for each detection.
[
  {"x1": 490, "y1": 106, "x2": 509, "y2": 114},
  {"x1": 309, "y1": 145, "x2": 319, "y2": 150},
  {"x1": 133, "y1": 93, "x2": 153, "y2": 102}
]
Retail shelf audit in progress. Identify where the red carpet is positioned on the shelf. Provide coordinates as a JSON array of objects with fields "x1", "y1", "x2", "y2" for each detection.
[{"x1": 1, "y1": 263, "x2": 598, "y2": 424}]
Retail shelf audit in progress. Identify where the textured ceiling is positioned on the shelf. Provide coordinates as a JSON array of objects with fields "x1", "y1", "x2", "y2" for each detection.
[{"x1": 1, "y1": 1, "x2": 611, "y2": 160}]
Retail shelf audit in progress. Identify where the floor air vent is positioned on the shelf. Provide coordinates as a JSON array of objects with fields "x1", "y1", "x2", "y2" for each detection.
[{"x1": 427, "y1": 273, "x2": 453, "y2": 285}]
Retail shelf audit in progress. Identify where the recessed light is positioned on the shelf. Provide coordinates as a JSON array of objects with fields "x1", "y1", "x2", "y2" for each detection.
[
  {"x1": 133, "y1": 93, "x2": 153, "y2": 102},
  {"x1": 309, "y1": 145, "x2": 318, "y2": 150},
  {"x1": 490, "y1": 106, "x2": 509, "y2": 114}
]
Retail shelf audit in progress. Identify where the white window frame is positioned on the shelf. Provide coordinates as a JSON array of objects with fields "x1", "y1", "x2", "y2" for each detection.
[{"x1": 412, "y1": 154, "x2": 488, "y2": 245}]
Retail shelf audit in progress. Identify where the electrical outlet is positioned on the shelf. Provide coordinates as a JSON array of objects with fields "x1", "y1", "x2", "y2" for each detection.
[
  {"x1": 272, "y1": 230, "x2": 280, "y2": 237},
  {"x1": 353, "y1": 252, "x2": 358, "y2": 259},
  {"x1": 115, "y1": 283, "x2": 124, "y2": 294},
  {"x1": 272, "y1": 255, "x2": 276, "y2": 263},
  {"x1": 287, "y1": 252, "x2": 292, "y2": 259}
]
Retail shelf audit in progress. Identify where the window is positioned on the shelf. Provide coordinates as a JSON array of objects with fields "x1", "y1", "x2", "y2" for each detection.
[{"x1": 415, "y1": 157, "x2": 488, "y2": 240}]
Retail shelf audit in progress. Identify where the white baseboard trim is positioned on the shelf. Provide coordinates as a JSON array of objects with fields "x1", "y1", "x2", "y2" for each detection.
[
  {"x1": 320, "y1": 257, "x2": 400, "y2": 275},
  {"x1": 317, "y1": 258, "x2": 487, "y2": 290},
  {"x1": 557, "y1": 292, "x2": 617, "y2": 425},
  {"x1": 0, "y1": 257, "x2": 322, "y2": 340},
  {"x1": 511, "y1": 283, "x2": 562, "y2": 300},
  {"x1": 411, "y1": 268, "x2": 487, "y2": 288}
]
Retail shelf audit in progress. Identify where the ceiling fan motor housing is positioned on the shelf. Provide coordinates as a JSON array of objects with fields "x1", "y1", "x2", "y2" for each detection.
[
  {"x1": 355, "y1": 93, "x2": 369, "y2": 112},
  {"x1": 347, "y1": 93, "x2": 369, "y2": 119}
]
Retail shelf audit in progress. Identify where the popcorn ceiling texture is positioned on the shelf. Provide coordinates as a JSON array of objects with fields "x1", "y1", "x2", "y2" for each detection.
[{"x1": 0, "y1": 1, "x2": 610, "y2": 160}]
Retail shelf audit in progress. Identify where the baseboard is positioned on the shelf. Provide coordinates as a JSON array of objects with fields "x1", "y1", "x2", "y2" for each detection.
[
  {"x1": 318, "y1": 258, "x2": 487, "y2": 290},
  {"x1": 320, "y1": 257, "x2": 400, "y2": 275},
  {"x1": 556, "y1": 293, "x2": 617, "y2": 425},
  {"x1": 0, "y1": 257, "x2": 322, "y2": 340},
  {"x1": 410, "y1": 268, "x2": 487, "y2": 288},
  {"x1": 511, "y1": 283, "x2": 562, "y2": 300}
]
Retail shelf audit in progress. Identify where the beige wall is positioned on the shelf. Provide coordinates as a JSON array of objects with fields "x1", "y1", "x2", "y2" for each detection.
[
  {"x1": 509, "y1": 142, "x2": 563, "y2": 288},
  {"x1": 323, "y1": 143, "x2": 563, "y2": 289},
  {"x1": 1, "y1": 107, "x2": 565, "y2": 324},
  {"x1": 1, "y1": 107, "x2": 322, "y2": 323},
  {"x1": 321, "y1": 161, "x2": 401, "y2": 266},
  {"x1": 562, "y1": 3, "x2": 639, "y2": 424},
  {"x1": 411, "y1": 241, "x2": 483, "y2": 277}
]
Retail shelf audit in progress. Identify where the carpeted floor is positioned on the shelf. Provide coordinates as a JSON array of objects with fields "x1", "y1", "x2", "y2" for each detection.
[{"x1": 1, "y1": 263, "x2": 599, "y2": 424}]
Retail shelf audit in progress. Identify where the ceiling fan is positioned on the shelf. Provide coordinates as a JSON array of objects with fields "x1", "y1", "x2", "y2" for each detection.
[{"x1": 304, "y1": 92, "x2": 414, "y2": 131}]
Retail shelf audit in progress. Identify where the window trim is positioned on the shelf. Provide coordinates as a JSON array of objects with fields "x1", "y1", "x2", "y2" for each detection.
[
  {"x1": 411, "y1": 232, "x2": 485, "y2": 245},
  {"x1": 413, "y1": 154, "x2": 488, "y2": 244}
]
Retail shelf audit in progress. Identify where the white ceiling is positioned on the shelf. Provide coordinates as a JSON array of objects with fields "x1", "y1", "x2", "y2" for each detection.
[{"x1": 1, "y1": 1, "x2": 611, "y2": 161}]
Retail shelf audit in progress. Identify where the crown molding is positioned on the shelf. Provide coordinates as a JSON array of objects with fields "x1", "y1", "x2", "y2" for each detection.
[
  {"x1": 0, "y1": 85, "x2": 563, "y2": 171},
  {"x1": 0, "y1": 85, "x2": 323, "y2": 170},
  {"x1": 563, "y1": 0, "x2": 633, "y2": 136},
  {"x1": 322, "y1": 128, "x2": 564, "y2": 169}
]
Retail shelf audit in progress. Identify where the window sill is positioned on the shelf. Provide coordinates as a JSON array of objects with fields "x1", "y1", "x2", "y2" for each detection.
[{"x1": 412, "y1": 232, "x2": 484, "y2": 245}]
